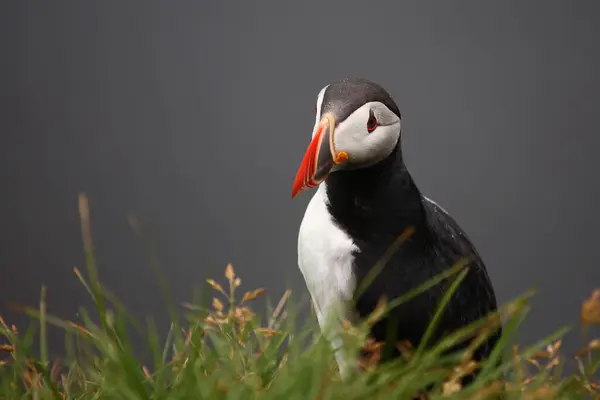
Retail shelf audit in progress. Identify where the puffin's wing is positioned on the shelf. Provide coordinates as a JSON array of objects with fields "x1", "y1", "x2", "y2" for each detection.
[
  {"x1": 421, "y1": 196, "x2": 502, "y2": 363},
  {"x1": 421, "y1": 196, "x2": 498, "y2": 311}
]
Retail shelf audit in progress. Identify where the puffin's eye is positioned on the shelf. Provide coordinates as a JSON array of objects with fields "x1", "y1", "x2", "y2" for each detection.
[{"x1": 367, "y1": 110, "x2": 378, "y2": 133}]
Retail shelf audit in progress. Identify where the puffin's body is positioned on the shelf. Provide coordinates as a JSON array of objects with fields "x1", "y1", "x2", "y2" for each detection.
[{"x1": 292, "y1": 78, "x2": 501, "y2": 381}]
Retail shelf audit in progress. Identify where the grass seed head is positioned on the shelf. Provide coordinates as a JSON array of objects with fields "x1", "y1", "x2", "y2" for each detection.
[
  {"x1": 242, "y1": 288, "x2": 265, "y2": 303},
  {"x1": 254, "y1": 328, "x2": 281, "y2": 339},
  {"x1": 582, "y1": 289, "x2": 600, "y2": 327},
  {"x1": 225, "y1": 263, "x2": 235, "y2": 283},
  {"x1": 212, "y1": 297, "x2": 224, "y2": 313},
  {"x1": 206, "y1": 279, "x2": 227, "y2": 296}
]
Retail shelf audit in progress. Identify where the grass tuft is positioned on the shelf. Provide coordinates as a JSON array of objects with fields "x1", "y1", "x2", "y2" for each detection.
[{"x1": 1, "y1": 194, "x2": 599, "y2": 399}]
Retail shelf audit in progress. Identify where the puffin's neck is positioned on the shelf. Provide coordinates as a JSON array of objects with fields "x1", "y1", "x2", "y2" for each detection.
[{"x1": 324, "y1": 143, "x2": 426, "y2": 241}]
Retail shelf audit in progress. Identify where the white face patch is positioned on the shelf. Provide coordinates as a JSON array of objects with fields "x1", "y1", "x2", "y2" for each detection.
[{"x1": 332, "y1": 101, "x2": 401, "y2": 169}]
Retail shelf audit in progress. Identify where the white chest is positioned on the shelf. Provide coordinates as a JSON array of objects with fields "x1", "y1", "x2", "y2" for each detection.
[{"x1": 297, "y1": 185, "x2": 358, "y2": 377}]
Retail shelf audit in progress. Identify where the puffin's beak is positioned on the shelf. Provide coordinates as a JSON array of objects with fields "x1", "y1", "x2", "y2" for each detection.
[{"x1": 291, "y1": 113, "x2": 348, "y2": 198}]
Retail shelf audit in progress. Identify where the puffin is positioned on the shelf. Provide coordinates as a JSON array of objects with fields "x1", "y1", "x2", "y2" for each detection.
[{"x1": 292, "y1": 78, "x2": 502, "y2": 383}]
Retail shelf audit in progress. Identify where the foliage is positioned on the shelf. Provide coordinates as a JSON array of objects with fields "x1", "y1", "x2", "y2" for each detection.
[{"x1": 1, "y1": 194, "x2": 599, "y2": 399}]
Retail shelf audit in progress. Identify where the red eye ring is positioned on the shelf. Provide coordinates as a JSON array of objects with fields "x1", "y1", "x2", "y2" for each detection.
[{"x1": 367, "y1": 110, "x2": 378, "y2": 133}]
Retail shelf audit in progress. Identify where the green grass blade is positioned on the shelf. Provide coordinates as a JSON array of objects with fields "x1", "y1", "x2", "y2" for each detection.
[
  {"x1": 415, "y1": 266, "x2": 470, "y2": 358},
  {"x1": 78, "y1": 193, "x2": 109, "y2": 334},
  {"x1": 38, "y1": 286, "x2": 48, "y2": 366}
]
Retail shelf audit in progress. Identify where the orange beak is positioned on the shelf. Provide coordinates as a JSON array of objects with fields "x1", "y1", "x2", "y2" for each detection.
[{"x1": 291, "y1": 114, "x2": 348, "y2": 198}]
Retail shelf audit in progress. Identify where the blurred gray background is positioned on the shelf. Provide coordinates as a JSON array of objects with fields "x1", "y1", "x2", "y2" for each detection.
[{"x1": 1, "y1": 1, "x2": 599, "y2": 359}]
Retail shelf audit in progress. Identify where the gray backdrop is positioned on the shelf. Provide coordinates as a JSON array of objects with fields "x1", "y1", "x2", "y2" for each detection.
[{"x1": 2, "y1": 1, "x2": 599, "y2": 361}]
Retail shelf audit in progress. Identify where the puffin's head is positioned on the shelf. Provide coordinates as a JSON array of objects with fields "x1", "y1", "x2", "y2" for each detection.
[{"x1": 291, "y1": 77, "x2": 402, "y2": 198}]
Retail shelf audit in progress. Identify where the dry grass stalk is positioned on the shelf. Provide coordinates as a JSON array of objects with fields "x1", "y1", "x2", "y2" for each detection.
[
  {"x1": 225, "y1": 264, "x2": 235, "y2": 284},
  {"x1": 254, "y1": 328, "x2": 281, "y2": 339},
  {"x1": 442, "y1": 360, "x2": 479, "y2": 396},
  {"x1": 523, "y1": 385, "x2": 555, "y2": 399},
  {"x1": 271, "y1": 290, "x2": 291, "y2": 322},
  {"x1": 206, "y1": 279, "x2": 227, "y2": 296},
  {"x1": 576, "y1": 338, "x2": 600, "y2": 357},
  {"x1": 142, "y1": 365, "x2": 153, "y2": 381},
  {"x1": 366, "y1": 296, "x2": 387, "y2": 326},
  {"x1": 582, "y1": 289, "x2": 600, "y2": 327},
  {"x1": 469, "y1": 380, "x2": 504, "y2": 400},
  {"x1": 396, "y1": 339, "x2": 415, "y2": 360},
  {"x1": 526, "y1": 339, "x2": 562, "y2": 374},
  {"x1": 241, "y1": 288, "x2": 265, "y2": 303},
  {"x1": 0, "y1": 344, "x2": 14, "y2": 353},
  {"x1": 442, "y1": 379, "x2": 462, "y2": 396},
  {"x1": 357, "y1": 337, "x2": 386, "y2": 371},
  {"x1": 212, "y1": 297, "x2": 224, "y2": 313}
]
